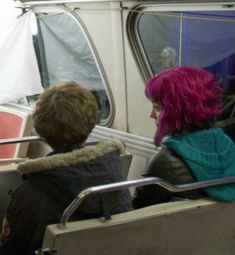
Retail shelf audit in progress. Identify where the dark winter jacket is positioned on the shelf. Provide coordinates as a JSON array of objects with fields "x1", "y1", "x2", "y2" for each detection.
[
  {"x1": 0, "y1": 139, "x2": 132, "y2": 255},
  {"x1": 133, "y1": 128, "x2": 235, "y2": 209},
  {"x1": 132, "y1": 145, "x2": 206, "y2": 209},
  {"x1": 162, "y1": 128, "x2": 235, "y2": 202}
]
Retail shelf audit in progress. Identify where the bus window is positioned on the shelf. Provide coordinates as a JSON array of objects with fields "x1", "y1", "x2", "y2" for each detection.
[
  {"x1": 132, "y1": 7, "x2": 235, "y2": 93},
  {"x1": 29, "y1": 10, "x2": 112, "y2": 124}
]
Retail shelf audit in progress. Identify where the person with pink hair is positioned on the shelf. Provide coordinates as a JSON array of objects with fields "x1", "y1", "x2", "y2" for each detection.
[{"x1": 133, "y1": 66, "x2": 235, "y2": 209}]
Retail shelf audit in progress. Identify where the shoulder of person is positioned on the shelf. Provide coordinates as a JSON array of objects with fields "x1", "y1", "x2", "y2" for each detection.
[
  {"x1": 149, "y1": 145, "x2": 179, "y2": 165},
  {"x1": 145, "y1": 145, "x2": 190, "y2": 180}
]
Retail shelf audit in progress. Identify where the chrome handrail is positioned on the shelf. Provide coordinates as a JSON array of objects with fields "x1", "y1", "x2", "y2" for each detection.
[
  {"x1": 0, "y1": 136, "x2": 41, "y2": 145},
  {"x1": 0, "y1": 158, "x2": 27, "y2": 164},
  {"x1": 0, "y1": 136, "x2": 42, "y2": 164},
  {"x1": 60, "y1": 175, "x2": 235, "y2": 228},
  {"x1": 0, "y1": 136, "x2": 95, "y2": 145}
]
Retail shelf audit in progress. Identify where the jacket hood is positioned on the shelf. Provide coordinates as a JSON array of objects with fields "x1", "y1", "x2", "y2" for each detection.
[
  {"x1": 162, "y1": 128, "x2": 234, "y2": 171},
  {"x1": 17, "y1": 139, "x2": 125, "y2": 174},
  {"x1": 162, "y1": 128, "x2": 235, "y2": 202}
]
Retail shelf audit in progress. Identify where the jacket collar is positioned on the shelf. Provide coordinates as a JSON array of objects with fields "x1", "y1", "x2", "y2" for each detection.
[{"x1": 17, "y1": 139, "x2": 125, "y2": 174}]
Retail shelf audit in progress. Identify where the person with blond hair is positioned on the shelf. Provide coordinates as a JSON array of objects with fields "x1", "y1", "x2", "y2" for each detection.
[{"x1": 0, "y1": 81, "x2": 132, "y2": 255}]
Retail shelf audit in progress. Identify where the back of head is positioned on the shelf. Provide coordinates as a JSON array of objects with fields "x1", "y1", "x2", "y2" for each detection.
[
  {"x1": 160, "y1": 46, "x2": 177, "y2": 69},
  {"x1": 145, "y1": 66, "x2": 223, "y2": 145},
  {"x1": 33, "y1": 81, "x2": 98, "y2": 148}
]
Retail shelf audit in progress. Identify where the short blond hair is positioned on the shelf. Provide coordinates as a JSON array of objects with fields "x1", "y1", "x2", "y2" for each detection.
[{"x1": 33, "y1": 81, "x2": 98, "y2": 148}]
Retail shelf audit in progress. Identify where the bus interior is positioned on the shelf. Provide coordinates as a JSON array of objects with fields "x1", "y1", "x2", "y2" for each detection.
[{"x1": 0, "y1": 0, "x2": 235, "y2": 254}]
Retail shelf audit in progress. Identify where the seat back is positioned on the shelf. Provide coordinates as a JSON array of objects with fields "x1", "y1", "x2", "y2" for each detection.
[
  {"x1": 41, "y1": 199, "x2": 235, "y2": 255},
  {"x1": 0, "y1": 106, "x2": 32, "y2": 159},
  {"x1": 120, "y1": 153, "x2": 132, "y2": 178}
]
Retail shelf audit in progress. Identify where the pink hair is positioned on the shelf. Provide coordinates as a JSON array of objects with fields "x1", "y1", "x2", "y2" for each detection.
[{"x1": 145, "y1": 66, "x2": 223, "y2": 146}]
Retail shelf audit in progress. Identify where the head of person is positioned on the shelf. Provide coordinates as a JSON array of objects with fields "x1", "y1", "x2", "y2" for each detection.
[
  {"x1": 33, "y1": 81, "x2": 98, "y2": 149},
  {"x1": 160, "y1": 46, "x2": 177, "y2": 69},
  {"x1": 145, "y1": 66, "x2": 223, "y2": 146}
]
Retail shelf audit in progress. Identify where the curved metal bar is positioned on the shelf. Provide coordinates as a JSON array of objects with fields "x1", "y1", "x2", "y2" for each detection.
[
  {"x1": 0, "y1": 136, "x2": 41, "y2": 145},
  {"x1": 60, "y1": 175, "x2": 235, "y2": 228}
]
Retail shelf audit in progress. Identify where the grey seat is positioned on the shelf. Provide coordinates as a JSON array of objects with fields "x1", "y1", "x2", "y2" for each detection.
[{"x1": 40, "y1": 198, "x2": 235, "y2": 255}]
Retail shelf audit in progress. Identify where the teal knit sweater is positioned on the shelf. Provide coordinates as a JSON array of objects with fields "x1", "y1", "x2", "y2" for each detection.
[{"x1": 162, "y1": 128, "x2": 235, "y2": 202}]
